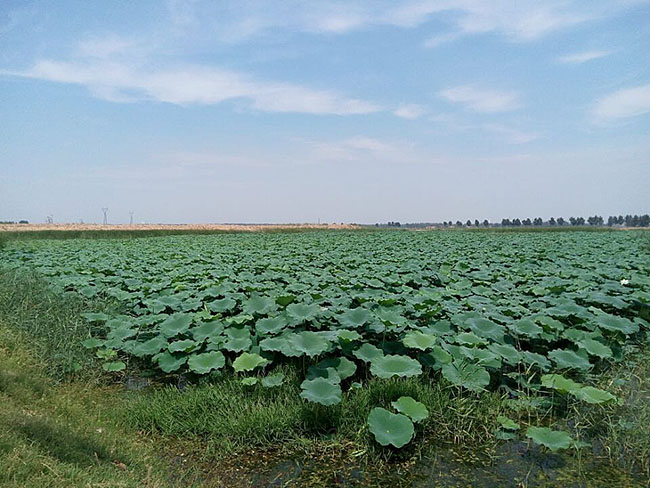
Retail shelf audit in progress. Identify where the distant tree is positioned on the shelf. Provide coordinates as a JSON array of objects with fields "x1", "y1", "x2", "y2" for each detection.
[
  {"x1": 607, "y1": 216, "x2": 616, "y2": 226},
  {"x1": 640, "y1": 214, "x2": 650, "y2": 227},
  {"x1": 576, "y1": 217, "x2": 585, "y2": 225},
  {"x1": 513, "y1": 218, "x2": 522, "y2": 226},
  {"x1": 556, "y1": 217, "x2": 565, "y2": 226},
  {"x1": 632, "y1": 215, "x2": 640, "y2": 227},
  {"x1": 549, "y1": 217, "x2": 556, "y2": 226},
  {"x1": 501, "y1": 218, "x2": 511, "y2": 226},
  {"x1": 533, "y1": 217, "x2": 543, "y2": 226},
  {"x1": 474, "y1": 219, "x2": 479, "y2": 227},
  {"x1": 465, "y1": 219, "x2": 472, "y2": 227},
  {"x1": 523, "y1": 218, "x2": 532, "y2": 226},
  {"x1": 569, "y1": 217, "x2": 577, "y2": 226},
  {"x1": 18, "y1": 220, "x2": 29, "y2": 224},
  {"x1": 625, "y1": 215, "x2": 633, "y2": 226},
  {"x1": 617, "y1": 215, "x2": 624, "y2": 225},
  {"x1": 456, "y1": 220, "x2": 463, "y2": 227},
  {"x1": 482, "y1": 219, "x2": 489, "y2": 227}
]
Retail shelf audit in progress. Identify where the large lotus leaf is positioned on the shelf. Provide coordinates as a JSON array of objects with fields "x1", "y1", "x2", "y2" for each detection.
[
  {"x1": 578, "y1": 338, "x2": 613, "y2": 359},
  {"x1": 256, "y1": 316, "x2": 288, "y2": 335},
  {"x1": 374, "y1": 308, "x2": 407, "y2": 327},
  {"x1": 191, "y1": 321, "x2": 224, "y2": 342},
  {"x1": 595, "y1": 314, "x2": 639, "y2": 335},
  {"x1": 520, "y1": 351, "x2": 552, "y2": 371},
  {"x1": 511, "y1": 319, "x2": 542, "y2": 338},
  {"x1": 102, "y1": 361, "x2": 126, "y2": 372},
  {"x1": 241, "y1": 377, "x2": 258, "y2": 386},
  {"x1": 82, "y1": 337, "x2": 104, "y2": 349},
  {"x1": 299, "y1": 377, "x2": 342, "y2": 405},
  {"x1": 260, "y1": 335, "x2": 302, "y2": 357},
  {"x1": 536, "y1": 316, "x2": 565, "y2": 331},
  {"x1": 541, "y1": 374, "x2": 582, "y2": 393},
  {"x1": 132, "y1": 336, "x2": 167, "y2": 357},
  {"x1": 337, "y1": 308, "x2": 372, "y2": 328},
  {"x1": 155, "y1": 295, "x2": 182, "y2": 311},
  {"x1": 243, "y1": 295, "x2": 277, "y2": 315},
  {"x1": 159, "y1": 313, "x2": 193, "y2": 338},
  {"x1": 573, "y1": 386, "x2": 618, "y2": 404},
  {"x1": 526, "y1": 427, "x2": 573, "y2": 452},
  {"x1": 429, "y1": 345, "x2": 452, "y2": 366},
  {"x1": 82, "y1": 312, "x2": 109, "y2": 323},
  {"x1": 548, "y1": 349, "x2": 592, "y2": 371},
  {"x1": 403, "y1": 331, "x2": 436, "y2": 351},
  {"x1": 367, "y1": 407, "x2": 414, "y2": 448},
  {"x1": 187, "y1": 351, "x2": 225, "y2": 374},
  {"x1": 223, "y1": 327, "x2": 252, "y2": 352},
  {"x1": 487, "y1": 343, "x2": 521, "y2": 365},
  {"x1": 208, "y1": 297, "x2": 237, "y2": 314},
  {"x1": 456, "y1": 332, "x2": 484, "y2": 346},
  {"x1": 391, "y1": 396, "x2": 429, "y2": 423},
  {"x1": 287, "y1": 303, "x2": 321, "y2": 323},
  {"x1": 168, "y1": 339, "x2": 198, "y2": 353},
  {"x1": 465, "y1": 317, "x2": 505, "y2": 342},
  {"x1": 427, "y1": 320, "x2": 452, "y2": 336},
  {"x1": 337, "y1": 329, "x2": 363, "y2": 342},
  {"x1": 233, "y1": 352, "x2": 269, "y2": 372},
  {"x1": 441, "y1": 360, "x2": 490, "y2": 392},
  {"x1": 353, "y1": 343, "x2": 384, "y2": 363},
  {"x1": 289, "y1": 331, "x2": 330, "y2": 357},
  {"x1": 106, "y1": 325, "x2": 136, "y2": 342},
  {"x1": 370, "y1": 355, "x2": 422, "y2": 379},
  {"x1": 261, "y1": 373, "x2": 285, "y2": 388},
  {"x1": 312, "y1": 357, "x2": 357, "y2": 381},
  {"x1": 461, "y1": 347, "x2": 501, "y2": 369},
  {"x1": 156, "y1": 351, "x2": 188, "y2": 372}
]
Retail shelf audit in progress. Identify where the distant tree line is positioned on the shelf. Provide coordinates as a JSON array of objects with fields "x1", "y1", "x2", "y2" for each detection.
[
  {"x1": 376, "y1": 214, "x2": 650, "y2": 229},
  {"x1": 0, "y1": 220, "x2": 29, "y2": 224}
]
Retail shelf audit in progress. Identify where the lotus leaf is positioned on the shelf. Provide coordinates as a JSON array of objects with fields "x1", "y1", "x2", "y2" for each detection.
[
  {"x1": 370, "y1": 355, "x2": 422, "y2": 379},
  {"x1": 367, "y1": 407, "x2": 414, "y2": 448},
  {"x1": 299, "y1": 377, "x2": 342, "y2": 405},
  {"x1": 188, "y1": 351, "x2": 225, "y2": 374},
  {"x1": 233, "y1": 352, "x2": 269, "y2": 372},
  {"x1": 391, "y1": 396, "x2": 429, "y2": 422},
  {"x1": 526, "y1": 426, "x2": 573, "y2": 452}
]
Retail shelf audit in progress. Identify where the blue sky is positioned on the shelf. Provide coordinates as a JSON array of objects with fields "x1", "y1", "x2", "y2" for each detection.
[{"x1": 1, "y1": 0, "x2": 649, "y2": 224}]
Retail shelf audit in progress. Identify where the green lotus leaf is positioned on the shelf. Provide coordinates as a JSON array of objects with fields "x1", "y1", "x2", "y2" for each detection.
[
  {"x1": 391, "y1": 396, "x2": 429, "y2": 423},
  {"x1": 578, "y1": 338, "x2": 613, "y2": 359},
  {"x1": 337, "y1": 308, "x2": 372, "y2": 328},
  {"x1": 312, "y1": 357, "x2": 357, "y2": 381},
  {"x1": 541, "y1": 374, "x2": 582, "y2": 393},
  {"x1": 106, "y1": 326, "x2": 137, "y2": 342},
  {"x1": 487, "y1": 343, "x2": 521, "y2": 365},
  {"x1": 548, "y1": 349, "x2": 592, "y2": 371},
  {"x1": 370, "y1": 355, "x2": 422, "y2": 379},
  {"x1": 191, "y1": 321, "x2": 224, "y2": 342},
  {"x1": 337, "y1": 329, "x2": 363, "y2": 342},
  {"x1": 526, "y1": 426, "x2": 573, "y2": 452},
  {"x1": 155, "y1": 351, "x2": 188, "y2": 372},
  {"x1": 82, "y1": 338, "x2": 104, "y2": 349},
  {"x1": 374, "y1": 308, "x2": 407, "y2": 326},
  {"x1": 233, "y1": 352, "x2": 269, "y2": 372},
  {"x1": 403, "y1": 331, "x2": 436, "y2": 351},
  {"x1": 353, "y1": 343, "x2": 384, "y2": 362},
  {"x1": 241, "y1": 377, "x2": 258, "y2": 386},
  {"x1": 461, "y1": 347, "x2": 501, "y2": 369},
  {"x1": 441, "y1": 360, "x2": 490, "y2": 392},
  {"x1": 465, "y1": 317, "x2": 505, "y2": 342},
  {"x1": 287, "y1": 303, "x2": 321, "y2": 323},
  {"x1": 511, "y1": 319, "x2": 542, "y2": 338},
  {"x1": 159, "y1": 313, "x2": 193, "y2": 338},
  {"x1": 102, "y1": 361, "x2": 126, "y2": 372},
  {"x1": 367, "y1": 407, "x2": 414, "y2": 448},
  {"x1": 299, "y1": 377, "x2": 342, "y2": 405},
  {"x1": 275, "y1": 294, "x2": 296, "y2": 307},
  {"x1": 429, "y1": 345, "x2": 453, "y2": 366},
  {"x1": 289, "y1": 331, "x2": 330, "y2": 357},
  {"x1": 81, "y1": 312, "x2": 109, "y2": 323},
  {"x1": 223, "y1": 327, "x2": 252, "y2": 352},
  {"x1": 573, "y1": 386, "x2": 618, "y2": 404},
  {"x1": 187, "y1": 351, "x2": 225, "y2": 374},
  {"x1": 208, "y1": 297, "x2": 237, "y2": 314},
  {"x1": 243, "y1": 295, "x2": 277, "y2": 315},
  {"x1": 261, "y1": 373, "x2": 285, "y2": 388},
  {"x1": 456, "y1": 332, "x2": 484, "y2": 346},
  {"x1": 497, "y1": 416, "x2": 520, "y2": 430},
  {"x1": 168, "y1": 339, "x2": 198, "y2": 353},
  {"x1": 132, "y1": 336, "x2": 167, "y2": 357},
  {"x1": 595, "y1": 314, "x2": 639, "y2": 335},
  {"x1": 520, "y1": 351, "x2": 551, "y2": 371},
  {"x1": 256, "y1": 316, "x2": 288, "y2": 335}
]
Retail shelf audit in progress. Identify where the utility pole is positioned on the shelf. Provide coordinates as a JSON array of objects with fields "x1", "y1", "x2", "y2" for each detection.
[
  {"x1": 102, "y1": 208, "x2": 108, "y2": 225},
  {"x1": 129, "y1": 212, "x2": 134, "y2": 225}
]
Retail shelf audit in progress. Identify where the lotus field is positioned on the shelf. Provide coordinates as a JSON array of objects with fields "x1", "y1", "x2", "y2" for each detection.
[{"x1": 2, "y1": 230, "x2": 649, "y2": 451}]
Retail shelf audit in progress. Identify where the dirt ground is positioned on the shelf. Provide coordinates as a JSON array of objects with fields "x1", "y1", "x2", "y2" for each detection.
[{"x1": 0, "y1": 223, "x2": 359, "y2": 233}]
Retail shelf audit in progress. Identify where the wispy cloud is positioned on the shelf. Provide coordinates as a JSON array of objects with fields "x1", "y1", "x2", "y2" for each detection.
[
  {"x1": 558, "y1": 50, "x2": 612, "y2": 63},
  {"x1": 7, "y1": 59, "x2": 381, "y2": 115},
  {"x1": 308, "y1": 136, "x2": 419, "y2": 164},
  {"x1": 439, "y1": 85, "x2": 521, "y2": 113},
  {"x1": 394, "y1": 104, "x2": 425, "y2": 119},
  {"x1": 482, "y1": 124, "x2": 540, "y2": 144},
  {"x1": 593, "y1": 83, "x2": 650, "y2": 122}
]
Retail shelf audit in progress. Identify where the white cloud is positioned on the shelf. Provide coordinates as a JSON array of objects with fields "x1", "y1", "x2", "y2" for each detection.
[
  {"x1": 439, "y1": 85, "x2": 521, "y2": 113},
  {"x1": 10, "y1": 59, "x2": 381, "y2": 115},
  {"x1": 593, "y1": 83, "x2": 650, "y2": 122},
  {"x1": 309, "y1": 136, "x2": 418, "y2": 163},
  {"x1": 394, "y1": 104, "x2": 425, "y2": 119},
  {"x1": 558, "y1": 50, "x2": 612, "y2": 63},
  {"x1": 482, "y1": 124, "x2": 539, "y2": 144}
]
